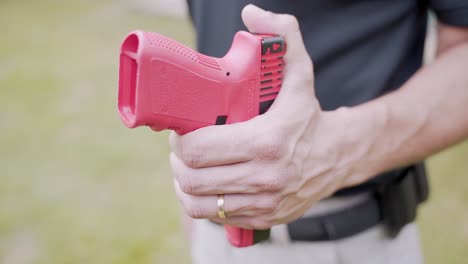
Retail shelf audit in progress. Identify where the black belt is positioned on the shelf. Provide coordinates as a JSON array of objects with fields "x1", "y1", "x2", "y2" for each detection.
[
  {"x1": 209, "y1": 196, "x2": 382, "y2": 242},
  {"x1": 287, "y1": 196, "x2": 381, "y2": 241}
]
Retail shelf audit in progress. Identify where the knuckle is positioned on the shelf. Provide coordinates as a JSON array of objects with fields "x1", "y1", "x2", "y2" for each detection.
[
  {"x1": 282, "y1": 14, "x2": 299, "y2": 31},
  {"x1": 181, "y1": 147, "x2": 202, "y2": 168},
  {"x1": 254, "y1": 134, "x2": 285, "y2": 161},
  {"x1": 178, "y1": 174, "x2": 195, "y2": 194},
  {"x1": 266, "y1": 174, "x2": 287, "y2": 192},
  {"x1": 171, "y1": 155, "x2": 200, "y2": 195},
  {"x1": 252, "y1": 174, "x2": 285, "y2": 193},
  {"x1": 181, "y1": 198, "x2": 204, "y2": 219},
  {"x1": 186, "y1": 206, "x2": 205, "y2": 219},
  {"x1": 258, "y1": 197, "x2": 280, "y2": 213}
]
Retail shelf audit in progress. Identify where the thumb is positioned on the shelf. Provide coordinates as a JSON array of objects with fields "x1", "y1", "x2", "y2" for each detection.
[
  {"x1": 241, "y1": 4, "x2": 313, "y2": 78},
  {"x1": 241, "y1": 4, "x2": 316, "y2": 115}
]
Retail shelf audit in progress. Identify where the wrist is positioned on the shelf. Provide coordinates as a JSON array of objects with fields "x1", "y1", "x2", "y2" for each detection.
[{"x1": 323, "y1": 103, "x2": 389, "y2": 188}]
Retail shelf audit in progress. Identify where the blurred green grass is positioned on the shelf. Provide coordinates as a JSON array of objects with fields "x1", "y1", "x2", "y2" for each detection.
[
  {"x1": 0, "y1": 1, "x2": 467, "y2": 263},
  {"x1": 0, "y1": 1, "x2": 192, "y2": 263}
]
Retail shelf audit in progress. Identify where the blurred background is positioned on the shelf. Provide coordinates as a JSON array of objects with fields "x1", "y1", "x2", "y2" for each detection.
[{"x1": 0, "y1": 0, "x2": 467, "y2": 263}]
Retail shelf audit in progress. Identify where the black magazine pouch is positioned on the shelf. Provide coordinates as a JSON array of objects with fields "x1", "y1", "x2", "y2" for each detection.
[{"x1": 377, "y1": 162, "x2": 429, "y2": 237}]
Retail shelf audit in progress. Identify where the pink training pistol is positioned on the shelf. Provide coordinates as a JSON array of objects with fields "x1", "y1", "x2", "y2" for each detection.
[{"x1": 118, "y1": 30, "x2": 285, "y2": 247}]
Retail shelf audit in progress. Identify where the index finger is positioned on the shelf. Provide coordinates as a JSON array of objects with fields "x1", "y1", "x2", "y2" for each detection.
[{"x1": 169, "y1": 115, "x2": 275, "y2": 168}]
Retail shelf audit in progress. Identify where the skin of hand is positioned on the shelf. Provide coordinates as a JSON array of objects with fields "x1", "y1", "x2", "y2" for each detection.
[
  {"x1": 170, "y1": 5, "x2": 468, "y2": 230},
  {"x1": 169, "y1": 4, "x2": 353, "y2": 230}
]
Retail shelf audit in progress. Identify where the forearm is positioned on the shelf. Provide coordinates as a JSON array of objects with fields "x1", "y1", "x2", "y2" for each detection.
[{"x1": 340, "y1": 42, "x2": 468, "y2": 186}]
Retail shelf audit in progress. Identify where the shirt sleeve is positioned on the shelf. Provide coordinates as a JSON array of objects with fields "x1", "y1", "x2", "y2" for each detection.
[{"x1": 429, "y1": 0, "x2": 468, "y2": 26}]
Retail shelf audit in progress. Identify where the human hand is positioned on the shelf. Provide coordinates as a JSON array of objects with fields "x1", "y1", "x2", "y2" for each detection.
[{"x1": 169, "y1": 4, "x2": 355, "y2": 229}]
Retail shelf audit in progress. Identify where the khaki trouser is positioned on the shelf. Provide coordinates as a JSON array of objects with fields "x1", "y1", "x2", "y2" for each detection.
[{"x1": 191, "y1": 193, "x2": 423, "y2": 264}]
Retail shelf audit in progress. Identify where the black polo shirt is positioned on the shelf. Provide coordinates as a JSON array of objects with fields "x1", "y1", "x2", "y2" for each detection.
[{"x1": 187, "y1": 0, "x2": 468, "y2": 194}]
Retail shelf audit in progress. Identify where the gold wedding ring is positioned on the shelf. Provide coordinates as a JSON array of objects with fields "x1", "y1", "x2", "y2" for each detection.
[{"x1": 217, "y1": 194, "x2": 226, "y2": 219}]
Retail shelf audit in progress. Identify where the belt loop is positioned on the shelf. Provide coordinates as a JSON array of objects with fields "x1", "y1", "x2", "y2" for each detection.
[{"x1": 322, "y1": 220, "x2": 338, "y2": 240}]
